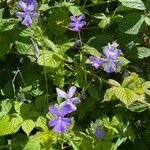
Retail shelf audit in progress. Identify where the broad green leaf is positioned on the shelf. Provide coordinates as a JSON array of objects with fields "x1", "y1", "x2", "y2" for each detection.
[
  {"x1": 107, "y1": 79, "x2": 121, "y2": 87},
  {"x1": 144, "y1": 16, "x2": 150, "y2": 26},
  {"x1": 119, "y1": 0, "x2": 146, "y2": 10},
  {"x1": 128, "y1": 102, "x2": 149, "y2": 112},
  {"x1": 82, "y1": 44, "x2": 101, "y2": 56},
  {"x1": 0, "y1": 99, "x2": 12, "y2": 119},
  {"x1": 23, "y1": 137, "x2": 41, "y2": 150},
  {"x1": 43, "y1": 38, "x2": 59, "y2": 52},
  {"x1": 118, "y1": 13, "x2": 144, "y2": 34},
  {"x1": 142, "y1": 81, "x2": 150, "y2": 95},
  {"x1": 101, "y1": 141, "x2": 114, "y2": 150},
  {"x1": 36, "y1": 116, "x2": 48, "y2": 131},
  {"x1": 137, "y1": 47, "x2": 150, "y2": 59},
  {"x1": 15, "y1": 40, "x2": 33, "y2": 55},
  {"x1": 115, "y1": 87, "x2": 138, "y2": 107},
  {"x1": 39, "y1": 4, "x2": 50, "y2": 11},
  {"x1": 0, "y1": 115, "x2": 23, "y2": 136},
  {"x1": 78, "y1": 132, "x2": 94, "y2": 150},
  {"x1": 24, "y1": 131, "x2": 57, "y2": 149},
  {"x1": 103, "y1": 87, "x2": 118, "y2": 101},
  {"x1": 48, "y1": 8, "x2": 69, "y2": 36},
  {"x1": 22, "y1": 119, "x2": 35, "y2": 136},
  {"x1": 37, "y1": 50, "x2": 59, "y2": 67},
  {"x1": 0, "y1": 30, "x2": 16, "y2": 57},
  {"x1": 69, "y1": 5, "x2": 81, "y2": 16},
  {"x1": 113, "y1": 137, "x2": 127, "y2": 150}
]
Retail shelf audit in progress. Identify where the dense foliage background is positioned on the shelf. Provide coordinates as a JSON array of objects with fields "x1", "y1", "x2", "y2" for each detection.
[{"x1": 0, "y1": 0, "x2": 150, "y2": 149}]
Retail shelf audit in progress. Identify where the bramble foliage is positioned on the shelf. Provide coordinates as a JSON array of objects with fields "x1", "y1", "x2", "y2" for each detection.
[{"x1": 0, "y1": 0, "x2": 150, "y2": 149}]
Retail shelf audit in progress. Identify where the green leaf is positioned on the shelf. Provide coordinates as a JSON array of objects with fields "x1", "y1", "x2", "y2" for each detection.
[
  {"x1": 22, "y1": 119, "x2": 35, "y2": 136},
  {"x1": 128, "y1": 102, "x2": 149, "y2": 112},
  {"x1": 0, "y1": 115, "x2": 23, "y2": 136},
  {"x1": 115, "y1": 87, "x2": 138, "y2": 107},
  {"x1": 103, "y1": 87, "x2": 118, "y2": 101},
  {"x1": 118, "y1": 13, "x2": 144, "y2": 34},
  {"x1": 0, "y1": 30, "x2": 16, "y2": 57},
  {"x1": 78, "y1": 132, "x2": 94, "y2": 150},
  {"x1": 98, "y1": 16, "x2": 111, "y2": 29},
  {"x1": 23, "y1": 137, "x2": 41, "y2": 150},
  {"x1": 48, "y1": 8, "x2": 69, "y2": 36},
  {"x1": 144, "y1": 16, "x2": 150, "y2": 26},
  {"x1": 69, "y1": 5, "x2": 81, "y2": 16},
  {"x1": 15, "y1": 40, "x2": 33, "y2": 55},
  {"x1": 107, "y1": 79, "x2": 121, "y2": 87},
  {"x1": 101, "y1": 141, "x2": 114, "y2": 150},
  {"x1": 137, "y1": 47, "x2": 150, "y2": 59},
  {"x1": 0, "y1": 99, "x2": 12, "y2": 119},
  {"x1": 39, "y1": 4, "x2": 50, "y2": 11},
  {"x1": 24, "y1": 131, "x2": 57, "y2": 149},
  {"x1": 119, "y1": 0, "x2": 146, "y2": 10},
  {"x1": 37, "y1": 50, "x2": 60, "y2": 68},
  {"x1": 36, "y1": 116, "x2": 48, "y2": 131},
  {"x1": 82, "y1": 44, "x2": 101, "y2": 56}
]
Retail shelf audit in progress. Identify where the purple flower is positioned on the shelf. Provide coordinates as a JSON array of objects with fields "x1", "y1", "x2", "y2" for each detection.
[
  {"x1": 16, "y1": 0, "x2": 38, "y2": 26},
  {"x1": 92, "y1": 125, "x2": 105, "y2": 138},
  {"x1": 89, "y1": 55, "x2": 105, "y2": 69},
  {"x1": 48, "y1": 104, "x2": 72, "y2": 133},
  {"x1": 103, "y1": 43, "x2": 122, "y2": 59},
  {"x1": 69, "y1": 14, "x2": 86, "y2": 31},
  {"x1": 23, "y1": 0, "x2": 38, "y2": 7},
  {"x1": 101, "y1": 58, "x2": 121, "y2": 73},
  {"x1": 56, "y1": 86, "x2": 81, "y2": 112}
]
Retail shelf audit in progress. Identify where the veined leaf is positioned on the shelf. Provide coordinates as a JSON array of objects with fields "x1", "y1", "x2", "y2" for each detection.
[
  {"x1": 118, "y1": 13, "x2": 144, "y2": 35},
  {"x1": 69, "y1": 5, "x2": 81, "y2": 16},
  {"x1": 0, "y1": 115, "x2": 23, "y2": 136},
  {"x1": 37, "y1": 50, "x2": 60, "y2": 68},
  {"x1": 107, "y1": 79, "x2": 121, "y2": 87},
  {"x1": 119, "y1": 0, "x2": 146, "y2": 10},
  {"x1": 115, "y1": 87, "x2": 138, "y2": 107},
  {"x1": 103, "y1": 87, "x2": 118, "y2": 101},
  {"x1": 22, "y1": 119, "x2": 35, "y2": 136},
  {"x1": 137, "y1": 47, "x2": 150, "y2": 59},
  {"x1": 43, "y1": 38, "x2": 59, "y2": 52},
  {"x1": 0, "y1": 100, "x2": 12, "y2": 119}
]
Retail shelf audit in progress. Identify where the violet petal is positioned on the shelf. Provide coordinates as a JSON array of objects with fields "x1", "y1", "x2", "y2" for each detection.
[{"x1": 48, "y1": 105, "x2": 59, "y2": 117}]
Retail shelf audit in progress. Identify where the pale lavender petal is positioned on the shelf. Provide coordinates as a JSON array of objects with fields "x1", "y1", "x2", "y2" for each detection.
[
  {"x1": 16, "y1": 12, "x2": 26, "y2": 18},
  {"x1": 112, "y1": 49, "x2": 122, "y2": 58},
  {"x1": 104, "y1": 61, "x2": 116, "y2": 73},
  {"x1": 89, "y1": 56, "x2": 95, "y2": 62},
  {"x1": 74, "y1": 24, "x2": 81, "y2": 31},
  {"x1": 94, "y1": 128, "x2": 105, "y2": 138},
  {"x1": 70, "y1": 16, "x2": 76, "y2": 22},
  {"x1": 48, "y1": 118, "x2": 58, "y2": 127},
  {"x1": 113, "y1": 59, "x2": 121, "y2": 64},
  {"x1": 53, "y1": 121, "x2": 67, "y2": 133},
  {"x1": 103, "y1": 47, "x2": 110, "y2": 58},
  {"x1": 27, "y1": 3, "x2": 35, "y2": 11},
  {"x1": 69, "y1": 22, "x2": 76, "y2": 28},
  {"x1": 68, "y1": 86, "x2": 77, "y2": 98},
  {"x1": 59, "y1": 104, "x2": 72, "y2": 116},
  {"x1": 18, "y1": 0, "x2": 27, "y2": 11},
  {"x1": 62, "y1": 117, "x2": 72, "y2": 125},
  {"x1": 77, "y1": 14, "x2": 85, "y2": 21},
  {"x1": 22, "y1": 15, "x2": 32, "y2": 26},
  {"x1": 70, "y1": 97, "x2": 81, "y2": 104},
  {"x1": 60, "y1": 101, "x2": 77, "y2": 113},
  {"x1": 30, "y1": 12, "x2": 38, "y2": 17},
  {"x1": 48, "y1": 105, "x2": 59, "y2": 116},
  {"x1": 56, "y1": 88, "x2": 67, "y2": 99}
]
